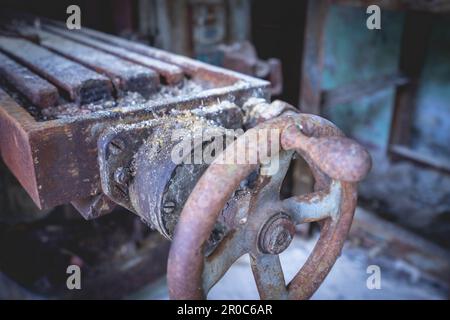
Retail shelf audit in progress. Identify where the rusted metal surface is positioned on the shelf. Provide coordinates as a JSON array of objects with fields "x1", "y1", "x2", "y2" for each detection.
[
  {"x1": 97, "y1": 121, "x2": 157, "y2": 213},
  {"x1": 0, "y1": 88, "x2": 40, "y2": 205},
  {"x1": 46, "y1": 20, "x2": 261, "y2": 87},
  {"x1": 168, "y1": 108, "x2": 371, "y2": 299},
  {"x1": 98, "y1": 103, "x2": 242, "y2": 234},
  {"x1": 217, "y1": 41, "x2": 283, "y2": 95},
  {"x1": 31, "y1": 30, "x2": 160, "y2": 97},
  {"x1": 2, "y1": 82, "x2": 266, "y2": 210},
  {"x1": 0, "y1": 52, "x2": 58, "y2": 108},
  {"x1": 243, "y1": 98, "x2": 298, "y2": 128},
  {"x1": 0, "y1": 17, "x2": 269, "y2": 210},
  {"x1": 128, "y1": 119, "x2": 213, "y2": 237},
  {"x1": 0, "y1": 36, "x2": 112, "y2": 104},
  {"x1": 41, "y1": 25, "x2": 184, "y2": 85},
  {"x1": 258, "y1": 213, "x2": 296, "y2": 255},
  {"x1": 97, "y1": 104, "x2": 242, "y2": 209},
  {"x1": 281, "y1": 124, "x2": 371, "y2": 182},
  {"x1": 70, "y1": 193, "x2": 117, "y2": 220}
]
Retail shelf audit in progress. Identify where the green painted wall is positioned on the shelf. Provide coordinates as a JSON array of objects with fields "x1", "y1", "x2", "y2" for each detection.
[
  {"x1": 413, "y1": 16, "x2": 450, "y2": 161},
  {"x1": 322, "y1": 5, "x2": 450, "y2": 161}
]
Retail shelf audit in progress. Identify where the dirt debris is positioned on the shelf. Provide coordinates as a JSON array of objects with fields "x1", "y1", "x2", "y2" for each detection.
[{"x1": 31, "y1": 79, "x2": 205, "y2": 120}]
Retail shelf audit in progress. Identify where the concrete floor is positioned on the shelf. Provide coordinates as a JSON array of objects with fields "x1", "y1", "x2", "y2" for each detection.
[{"x1": 133, "y1": 208, "x2": 449, "y2": 300}]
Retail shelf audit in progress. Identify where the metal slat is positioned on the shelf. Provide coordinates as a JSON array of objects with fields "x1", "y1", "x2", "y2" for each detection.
[
  {"x1": 0, "y1": 51, "x2": 59, "y2": 108},
  {"x1": 42, "y1": 25, "x2": 184, "y2": 85},
  {"x1": 34, "y1": 30, "x2": 160, "y2": 97},
  {"x1": 46, "y1": 21, "x2": 242, "y2": 86},
  {"x1": 0, "y1": 36, "x2": 112, "y2": 104}
]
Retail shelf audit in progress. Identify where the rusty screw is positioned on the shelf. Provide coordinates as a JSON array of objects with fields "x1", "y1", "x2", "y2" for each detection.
[
  {"x1": 108, "y1": 138, "x2": 125, "y2": 155},
  {"x1": 114, "y1": 167, "x2": 130, "y2": 186},
  {"x1": 163, "y1": 201, "x2": 176, "y2": 213}
]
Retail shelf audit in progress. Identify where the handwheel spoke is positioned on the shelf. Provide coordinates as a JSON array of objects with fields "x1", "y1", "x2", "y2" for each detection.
[
  {"x1": 250, "y1": 253, "x2": 288, "y2": 300},
  {"x1": 282, "y1": 180, "x2": 342, "y2": 224},
  {"x1": 202, "y1": 228, "x2": 248, "y2": 293},
  {"x1": 256, "y1": 150, "x2": 294, "y2": 201}
]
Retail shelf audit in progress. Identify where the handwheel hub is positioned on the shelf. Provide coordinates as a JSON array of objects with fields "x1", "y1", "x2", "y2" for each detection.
[{"x1": 259, "y1": 213, "x2": 295, "y2": 255}]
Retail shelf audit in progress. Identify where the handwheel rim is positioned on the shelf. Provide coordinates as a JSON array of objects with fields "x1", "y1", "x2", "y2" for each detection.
[{"x1": 167, "y1": 113, "x2": 369, "y2": 300}]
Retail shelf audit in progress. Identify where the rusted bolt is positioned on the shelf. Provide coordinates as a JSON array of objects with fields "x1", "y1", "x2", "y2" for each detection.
[
  {"x1": 163, "y1": 201, "x2": 176, "y2": 213},
  {"x1": 259, "y1": 213, "x2": 295, "y2": 255},
  {"x1": 114, "y1": 167, "x2": 129, "y2": 186},
  {"x1": 108, "y1": 138, "x2": 125, "y2": 155}
]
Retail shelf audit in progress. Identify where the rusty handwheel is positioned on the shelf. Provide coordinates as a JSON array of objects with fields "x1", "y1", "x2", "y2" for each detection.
[{"x1": 167, "y1": 112, "x2": 371, "y2": 299}]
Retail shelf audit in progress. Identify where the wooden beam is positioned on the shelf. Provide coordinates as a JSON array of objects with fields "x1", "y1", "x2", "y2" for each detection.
[
  {"x1": 321, "y1": 73, "x2": 409, "y2": 108},
  {"x1": 295, "y1": 0, "x2": 331, "y2": 200},
  {"x1": 299, "y1": 0, "x2": 330, "y2": 115},
  {"x1": 389, "y1": 145, "x2": 450, "y2": 175},
  {"x1": 388, "y1": 12, "x2": 432, "y2": 147}
]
